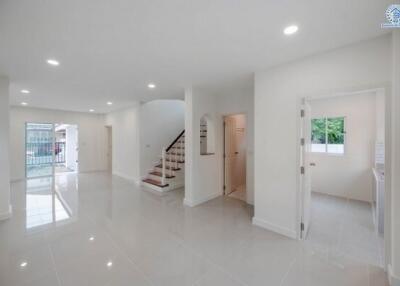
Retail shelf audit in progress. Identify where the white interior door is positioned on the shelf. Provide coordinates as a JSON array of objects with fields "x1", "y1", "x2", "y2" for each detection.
[
  {"x1": 224, "y1": 117, "x2": 237, "y2": 195},
  {"x1": 301, "y1": 102, "x2": 312, "y2": 239}
]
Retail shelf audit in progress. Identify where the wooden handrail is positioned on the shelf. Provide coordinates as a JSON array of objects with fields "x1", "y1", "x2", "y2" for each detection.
[{"x1": 166, "y1": 130, "x2": 185, "y2": 152}]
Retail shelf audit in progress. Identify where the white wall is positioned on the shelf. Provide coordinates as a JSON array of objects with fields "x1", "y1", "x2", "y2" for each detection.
[
  {"x1": 184, "y1": 86, "x2": 254, "y2": 206},
  {"x1": 184, "y1": 88, "x2": 221, "y2": 206},
  {"x1": 376, "y1": 90, "x2": 385, "y2": 145},
  {"x1": 254, "y1": 35, "x2": 391, "y2": 239},
  {"x1": 105, "y1": 105, "x2": 141, "y2": 182},
  {"x1": 308, "y1": 92, "x2": 377, "y2": 202},
  {"x1": 0, "y1": 77, "x2": 11, "y2": 219},
  {"x1": 139, "y1": 100, "x2": 184, "y2": 178},
  {"x1": 391, "y1": 30, "x2": 400, "y2": 285},
  {"x1": 10, "y1": 107, "x2": 108, "y2": 181}
]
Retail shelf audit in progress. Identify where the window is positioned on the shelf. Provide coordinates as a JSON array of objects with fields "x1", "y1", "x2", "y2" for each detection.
[{"x1": 311, "y1": 117, "x2": 345, "y2": 154}]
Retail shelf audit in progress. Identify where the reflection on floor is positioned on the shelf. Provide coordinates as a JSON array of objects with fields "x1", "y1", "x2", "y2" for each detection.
[
  {"x1": 228, "y1": 184, "x2": 246, "y2": 202},
  {"x1": 0, "y1": 173, "x2": 389, "y2": 286},
  {"x1": 55, "y1": 164, "x2": 74, "y2": 173},
  {"x1": 308, "y1": 192, "x2": 384, "y2": 267},
  {"x1": 25, "y1": 178, "x2": 71, "y2": 229},
  {"x1": 26, "y1": 164, "x2": 53, "y2": 178}
]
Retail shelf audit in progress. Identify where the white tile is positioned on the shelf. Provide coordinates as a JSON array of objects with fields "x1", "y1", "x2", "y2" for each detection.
[{"x1": 0, "y1": 173, "x2": 388, "y2": 286}]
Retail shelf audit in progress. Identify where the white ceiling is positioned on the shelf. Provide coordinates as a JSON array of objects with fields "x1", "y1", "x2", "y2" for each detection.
[{"x1": 0, "y1": 0, "x2": 392, "y2": 113}]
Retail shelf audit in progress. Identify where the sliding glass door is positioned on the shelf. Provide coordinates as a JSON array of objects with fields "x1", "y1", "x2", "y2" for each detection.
[{"x1": 26, "y1": 123, "x2": 55, "y2": 178}]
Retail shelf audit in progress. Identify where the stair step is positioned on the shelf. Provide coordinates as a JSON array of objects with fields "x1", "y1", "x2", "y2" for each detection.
[
  {"x1": 149, "y1": 171, "x2": 175, "y2": 179},
  {"x1": 171, "y1": 147, "x2": 184, "y2": 149},
  {"x1": 168, "y1": 153, "x2": 184, "y2": 156},
  {"x1": 142, "y1": 178, "x2": 169, "y2": 187},
  {"x1": 156, "y1": 164, "x2": 181, "y2": 171},
  {"x1": 165, "y1": 159, "x2": 184, "y2": 163}
]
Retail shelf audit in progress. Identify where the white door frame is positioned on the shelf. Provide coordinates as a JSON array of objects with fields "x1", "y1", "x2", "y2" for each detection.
[
  {"x1": 25, "y1": 122, "x2": 80, "y2": 179},
  {"x1": 222, "y1": 112, "x2": 247, "y2": 198},
  {"x1": 298, "y1": 99, "x2": 312, "y2": 240},
  {"x1": 296, "y1": 86, "x2": 390, "y2": 246}
]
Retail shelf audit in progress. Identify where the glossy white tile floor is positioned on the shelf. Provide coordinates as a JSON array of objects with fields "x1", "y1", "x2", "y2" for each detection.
[
  {"x1": 308, "y1": 192, "x2": 385, "y2": 268},
  {"x1": 0, "y1": 173, "x2": 388, "y2": 286}
]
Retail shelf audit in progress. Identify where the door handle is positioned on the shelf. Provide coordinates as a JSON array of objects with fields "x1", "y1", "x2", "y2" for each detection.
[
  {"x1": 235, "y1": 152, "x2": 239, "y2": 154},
  {"x1": 310, "y1": 163, "x2": 316, "y2": 166}
]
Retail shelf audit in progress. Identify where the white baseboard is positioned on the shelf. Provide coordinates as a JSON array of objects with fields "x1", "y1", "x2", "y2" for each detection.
[
  {"x1": 389, "y1": 264, "x2": 400, "y2": 286},
  {"x1": 183, "y1": 192, "x2": 221, "y2": 207},
  {"x1": 113, "y1": 171, "x2": 140, "y2": 184},
  {"x1": 0, "y1": 205, "x2": 12, "y2": 221},
  {"x1": 252, "y1": 217, "x2": 297, "y2": 239}
]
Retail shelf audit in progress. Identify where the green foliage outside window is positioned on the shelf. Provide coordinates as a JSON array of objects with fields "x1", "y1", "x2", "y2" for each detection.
[
  {"x1": 311, "y1": 118, "x2": 326, "y2": 144},
  {"x1": 311, "y1": 117, "x2": 344, "y2": 145},
  {"x1": 327, "y1": 118, "x2": 344, "y2": 144}
]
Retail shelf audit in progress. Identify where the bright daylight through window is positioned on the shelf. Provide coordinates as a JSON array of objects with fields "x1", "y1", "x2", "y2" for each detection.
[{"x1": 311, "y1": 117, "x2": 345, "y2": 154}]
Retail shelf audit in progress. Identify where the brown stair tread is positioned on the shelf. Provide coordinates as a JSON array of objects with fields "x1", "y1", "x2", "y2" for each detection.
[
  {"x1": 165, "y1": 159, "x2": 184, "y2": 163},
  {"x1": 149, "y1": 171, "x2": 175, "y2": 179},
  {"x1": 156, "y1": 164, "x2": 181, "y2": 170},
  {"x1": 142, "y1": 178, "x2": 169, "y2": 187}
]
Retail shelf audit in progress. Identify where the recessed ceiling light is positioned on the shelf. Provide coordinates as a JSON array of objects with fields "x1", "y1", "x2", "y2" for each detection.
[
  {"x1": 21, "y1": 102, "x2": 28, "y2": 106},
  {"x1": 47, "y1": 59, "x2": 60, "y2": 66},
  {"x1": 20, "y1": 261, "x2": 28, "y2": 268},
  {"x1": 21, "y1": 89, "x2": 30, "y2": 94},
  {"x1": 147, "y1": 83, "x2": 156, "y2": 89},
  {"x1": 283, "y1": 25, "x2": 299, "y2": 35},
  {"x1": 89, "y1": 236, "x2": 95, "y2": 241},
  {"x1": 107, "y1": 101, "x2": 113, "y2": 105},
  {"x1": 107, "y1": 261, "x2": 113, "y2": 268},
  {"x1": 89, "y1": 109, "x2": 95, "y2": 113}
]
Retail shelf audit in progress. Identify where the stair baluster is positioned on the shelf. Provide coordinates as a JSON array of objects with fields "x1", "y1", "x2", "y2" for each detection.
[
  {"x1": 175, "y1": 144, "x2": 178, "y2": 169},
  {"x1": 142, "y1": 130, "x2": 184, "y2": 190},
  {"x1": 181, "y1": 138, "x2": 183, "y2": 163},
  {"x1": 161, "y1": 148, "x2": 166, "y2": 186},
  {"x1": 169, "y1": 151, "x2": 173, "y2": 177}
]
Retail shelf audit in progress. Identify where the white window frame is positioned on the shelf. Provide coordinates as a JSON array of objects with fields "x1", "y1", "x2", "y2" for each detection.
[{"x1": 311, "y1": 116, "x2": 346, "y2": 156}]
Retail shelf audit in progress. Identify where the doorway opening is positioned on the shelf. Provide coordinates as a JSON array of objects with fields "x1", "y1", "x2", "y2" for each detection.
[
  {"x1": 299, "y1": 89, "x2": 386, "y2": 267},
  {"x1": 223, "y1": 114, "x2": 247, "y2": 202},
  {"x1": 25, "y1": 123, "x2": 79, "y2": 178},
  {"x1": 55, "y1": 124, "x2": 78, "y2": 174}
]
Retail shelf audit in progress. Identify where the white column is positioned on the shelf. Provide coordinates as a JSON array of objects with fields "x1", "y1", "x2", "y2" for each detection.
[
  {"x1": 183, "y1": 87, "x2": 194, "y2": 206},
  {"x1": 391, "y1": 30, "x2": 400, "y2": 285},
  {"x1": 0, "y1": 77, "x2": 11, "y2": 220}
]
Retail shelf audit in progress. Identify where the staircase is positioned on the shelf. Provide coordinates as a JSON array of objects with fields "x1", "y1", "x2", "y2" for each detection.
[{"x1": 141, "y1": 130, "x2": 185, "y2": 192}]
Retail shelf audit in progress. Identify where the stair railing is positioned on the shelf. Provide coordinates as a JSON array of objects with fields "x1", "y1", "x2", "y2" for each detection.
[
  {"x1": 161, "y1": 147, "x2": 166, "y2": 185},
  {"x1": 166, "y1": 130, "x2": 185, "y2": 152},
  {"x1": 181, "y1": 138, "x2": 184, "y2": 163}
]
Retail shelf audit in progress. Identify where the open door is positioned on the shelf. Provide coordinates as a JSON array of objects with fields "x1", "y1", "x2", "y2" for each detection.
[
  {"x1": 301, "y1": 102, "x2": 312, "y2": 239},
  {"x1": 224, "y1": 116, "x2": 237, "y2": 195}
]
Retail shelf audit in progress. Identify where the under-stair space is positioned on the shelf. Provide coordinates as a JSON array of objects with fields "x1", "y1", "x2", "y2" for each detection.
[{"x1": 141, "y1": 130, "x2": 185, "y2": 192}]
